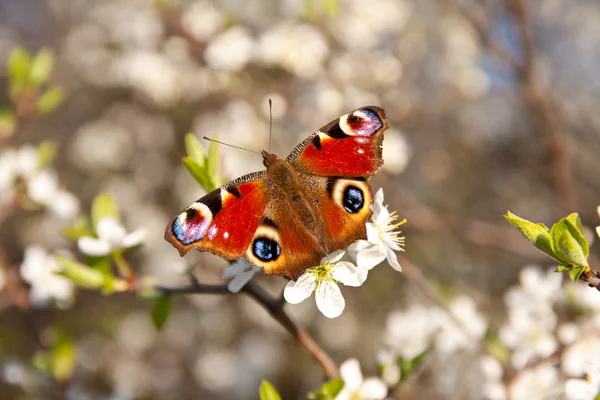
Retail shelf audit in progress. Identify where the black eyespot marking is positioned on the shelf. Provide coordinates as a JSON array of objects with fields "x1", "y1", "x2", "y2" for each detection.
[
  {"x1": 343, "y1": 186, "x2": 364, "y2": 213},
  {"x1": 252, "y1": 238, "x2": 281, "y2": 262},
  {"x1": 226, "y1": 185, "x2": 242, "y2": 198},
  {"x1": 185, "y1": 208, "x2": 198, "y2": 219},
  {"x1": 311, "y1": 135, "x2": 322, "y2": 150}
]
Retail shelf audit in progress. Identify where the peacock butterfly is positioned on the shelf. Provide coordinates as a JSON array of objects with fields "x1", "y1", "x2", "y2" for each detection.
[{"x1": 165, "y1": 106, "x2": 389, "y2": 280}]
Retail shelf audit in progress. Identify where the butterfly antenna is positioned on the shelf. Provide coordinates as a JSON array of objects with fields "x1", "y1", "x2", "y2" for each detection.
[
  {"x1": 268, "y1": 98, "x2": 273, "y2": 153},
  {"x1": 202, "y1": 137, "x2": 261, "y2": 155}
]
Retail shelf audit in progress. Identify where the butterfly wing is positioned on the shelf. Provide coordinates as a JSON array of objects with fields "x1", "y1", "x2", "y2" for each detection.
[
  {"x1": 287, "y1": 106, "x2": 388, "y2": 177},
  {"x1": 165, "y1": 172, "x2": 269, "y2": 260}
]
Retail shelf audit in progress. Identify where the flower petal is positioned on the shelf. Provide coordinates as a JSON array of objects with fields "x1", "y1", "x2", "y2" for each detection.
[
  {"x1": 331, "y1": 262, "x2": 368, "y2": 287},
  {"x1": 375, "y1": 204, "x2": 391, "y2": 226},
  {"x1": 340, "y1": 358, "x2": 364, "y2": 391},
  {"x1": 366, "y1": 222, "x2": 381, "y2": 245},
  {"x1": 385, "y1": 246, "x2": 402, "y2": 272},
  {"x1": 354, "y1": 242, "x2": 386, "y2": 270},
  {"x1": 315, "y1": 280, "x2": 345, "y2": 318},
  {"x1": 227, "y1": 269, "x2": 257, "y2": 293},
  {"x1": 359, "y1": 378, "x2": 388, "y2": 400},
  {"x1": 323, "y1": 249, "x2": 345, "y2": 264},
  {"x1": 96, "y1": 217, "x2": 126, "y2": 247},
  {"x1": 222, "y1": 259, "x2": 250, "y2": 279},
  {"x1": 122, "y1": 229, "x2": 146, "y2": 248},
  {"x1": 283, "y1": 273, "x2": 316, "y2": 304},
  {"x1": 77, "y1": 237, "x2": 111, "y2": 256}
]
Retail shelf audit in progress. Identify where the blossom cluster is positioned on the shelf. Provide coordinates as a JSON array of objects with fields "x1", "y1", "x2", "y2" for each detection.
[{"x1": 223, "y1": 188, "x2": 406, "y2": 318}]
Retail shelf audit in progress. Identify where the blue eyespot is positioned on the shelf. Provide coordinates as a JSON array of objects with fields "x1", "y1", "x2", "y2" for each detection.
[
  {"x1": 253, "y1": 238, "x2": 281, "y2": 262},
  {"x1": 343, "y1": 186, "x2": 364, "y2": 213}
]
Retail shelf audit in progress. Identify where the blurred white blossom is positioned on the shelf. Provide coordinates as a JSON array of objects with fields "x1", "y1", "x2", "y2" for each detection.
[
  {"x1": 284, "y1": 250, "x2": 366, "y2": 318},
  {"x1": 382, "y1": 130, "x2": 412, "y2": 175},
  {"x1": 78, "y1": 217, "x2": 145, "y2": 256},
  {"x1": 435, "y1": 295, "x2": 487, "y2": 353},
  {"x1": 480, "y1": 356, "x2": 507, "y2": 400},
  {"x1": 349, "y1": 189, "x2": 405, "y2": 271},
  {"x1": 19, "y1": 245, "x2": 75, "y2": 308},
  {"x1": 509, "y1": 363, "x2": 563, "y2": 400},
  {"x1": 222, "y1": 259, "x2": 261, "y2": 293},
  {"x1": 499, "y1": 267, "x2": 561, "y2": 368},
  {"x1": 205, "y1": 27, "x2": 254, "y2": 72},
  {"x1": 27, "y1": 170, "x2": 80, "y2": 219},
  {"x1": 181, "y1": 1, "x2": 224, "y2": 42},
  {"x1": 258, "y1": 24, "x2": 328, "y2": 79},
  {"x1": 384, "y1": 303, "x2": 436, "y2": 360},
  {"x1": 336, "y1": 358, "x2": 387, "y2": 400},
  {"x1": 0, "y1": 268, "x2": 5, "y2": 291}
]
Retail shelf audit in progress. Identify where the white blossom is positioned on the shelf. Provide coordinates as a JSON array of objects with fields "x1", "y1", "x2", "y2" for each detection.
[
  {"x1": 435, "y1": 295, "x2": 487, "y2": 353},
  {"x1": 384, "y1": 303, "x2": 437, "y2": 360},
  {"x1": 480, "y1": 356, "x2": 507, "y2": 400},
  {"x1": 204, "y1": 27, "x2": 254, "y2": 72},
  {"x1": 509, "y1": 363, "x2": 563, "y2": 400},
  {"x1": 349, "y1": 189, "x2": 405, "y2": 271},
  {"x1": 78, "y1": 217, "x2": 145, "y2": 256},
  {"x1": 284, "y1": 250, "x2": 366, "y2": 318},
  {"x1": 19, "y1": 245, "x2": 75, "y2": 308},
  {"x1": 335, "y1": 358, "x2": 387, "y2": 400},
  {"x1": 222, "y1": 259, "x2": 262, "y2": 293},
  {"x1": 26, "y1": 170, "x2": 80, "y2": 219}
]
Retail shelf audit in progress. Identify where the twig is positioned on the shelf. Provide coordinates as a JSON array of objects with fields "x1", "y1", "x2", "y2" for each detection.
[
  {"x1": 507, "y1": 0, "x2": 576, "y2": 216},
  {"x1": 157, "y1": 280, "x2": 340, "y2": 378}
]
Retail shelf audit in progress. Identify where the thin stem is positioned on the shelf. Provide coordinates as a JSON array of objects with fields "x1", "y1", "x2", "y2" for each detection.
[{"x1": 156, "y1": 280, "x2": 340, "y2": 378}]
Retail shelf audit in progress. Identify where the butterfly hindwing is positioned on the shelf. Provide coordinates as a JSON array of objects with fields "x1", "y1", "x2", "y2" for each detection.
[
  {"x1": 287, "y1": 106, "x2": 388, "y2": 177},
  {"x1": 165, "y1": 172, "x2": 269, "y2": 260}
]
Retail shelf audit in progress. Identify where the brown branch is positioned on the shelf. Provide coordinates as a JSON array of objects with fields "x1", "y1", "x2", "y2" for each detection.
[
  {"x1": 507, "y1": 0, "x2": 576, "y2": 216},
  {"x1": 157, "y1": 280, "x2": 340, "y2": 379}
]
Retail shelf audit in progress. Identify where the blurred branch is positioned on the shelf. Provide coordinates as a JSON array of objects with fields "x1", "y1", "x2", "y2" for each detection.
[
  {"x1": 507, "y1": 0, "x2": 576, "y2": 216},
  {"x1": 157, "y1": 280, "x2": 340, "y2": 379}
]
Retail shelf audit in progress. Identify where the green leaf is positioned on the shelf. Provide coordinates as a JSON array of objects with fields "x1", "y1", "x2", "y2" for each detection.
[
  {"x1": 185, "y1": 134, "x2": 206, "y2": 167},
  {"x1": 8, "y1": 47, "x2": 31, "y2": 97},
  {"x1": 36, "y1": 139, "x2": 58, "y2": 169},
  {"x1": 550, "y1": 219, "x2": 588, "y2": 267},
  {"x1": 207, "y1": 134, "x2": 220, "y2": 179},
  {"x1": 55, "y1": 255, "x2": 106, "y2": 288},
  {"x1": 28, "y1": 48, "x2": 55, "y2": 87},
  {"x1": 62, "y1": 216, "x2": 94, "y2": 241},
  {"x1": 324, "y1": 0, "x2": 340, "y2": 16},
  {"x1": 91, "y1": 193, "x2": 119, "y2": 230},
  {"x1": 51, "y1": 332, "x2": 75, "y2": 383},
  {"x1": 36, "y1": 87, "x2": 65, "y2": 115},
  {"x1": 151, "y1": 294, "x2": 173, "y2": 330},
  {"x1": 555, "y1": 264, "x2": 570, "y2": 272},
  {"x1": 86, "y1": 257, "x2": 118, "y2": 294},
  {"x1": 183, "y1": 157, "x2": 217, "y2": 192},
  {"x1": 569, "y1": 266, "x2": 586, "y2": 282},
  {"x1": 399, "y1": 350, "x2": 427, "y2": 381},
  {"x1": 565, "y1": 213, "x2": 584, "y2": 233},
  {"x1": 0, "y1": 108, "x2": 16, "y2": 139},
  {"x1": 259, "y1": 380, "x2": 281, "y2": 400},
  {"x1": 504, "y1": 211, "x2": 554, "y2": 259}
]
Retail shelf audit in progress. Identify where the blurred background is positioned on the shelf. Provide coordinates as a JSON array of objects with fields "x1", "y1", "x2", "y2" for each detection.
[{"x1": 0, "y1": 0, "x2": 599, "y2": 399}]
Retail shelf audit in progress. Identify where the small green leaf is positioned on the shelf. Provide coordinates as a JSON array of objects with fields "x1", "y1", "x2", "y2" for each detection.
[
  {"x1": 36, "y1": 139, "x2": 58, "y2": 169},
  {"x1": 207, "y1": 134, "x2": 220, "y2": 179},
  {"x1": 259, "y1": 380, "x2": 281, "y2": 400},
  {"x1": 151, "y1": 294, "x2": 173, "y2": 330},
  {"x1": 555, "y1": 264, "x2": 570, "y2": 273},
  {"x1": 29, "y1": 48, "x2": 55, "y2": 87},
  {"x1": 185, "y1": 134, "x2": 206, "y2": 167},
  {"x1": 62, "y1": 216, "x2": 94, "y2": 241},
  {"x1": 36, "y1": 87, "x2": 65, "y2": 115},
  {"x1": 550, "y1": 219, "x2": 588, "y2": 267},
  {"x1": 504, "y1": 211, "x2": 554, "y2": 259},
  {"x1": 55, "y1": 255, "x2": 106, "y2": 288},
  {"x1": 320, "y1": 379, "x2": 344, "y2": 398},
  {"x1": 569, "y1": 266, "x2": 586, "y2": 282},
  {"x1": 91, "y1": 193, "x2": 119, "y2": 230},
  {"x1": 51, "y1": 332, "x2": 75, "y2": 383},
  {"x1": 183, "y1": 157, "x2": 217, "y2": 192},
  {"x1": 399, "y1": 350, "x2": 427, "y2": 381},
  {"x1": 8, "y1": 47, "x2": 31, "y2": 97},
  {"x1": 324, "y1": 0, "x2": 340, "y2": 16},
  {"x1": 565, "y1": 213, "x2": 584, "y2": 233},
  {"x1": 0, "y1": 108, "x2": 16, "y2": 139}
]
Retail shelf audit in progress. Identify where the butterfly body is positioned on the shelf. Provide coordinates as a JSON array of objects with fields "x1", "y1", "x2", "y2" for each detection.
[{"x1": 166, "y1": 106, "x2": 388, "y2": 280}]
